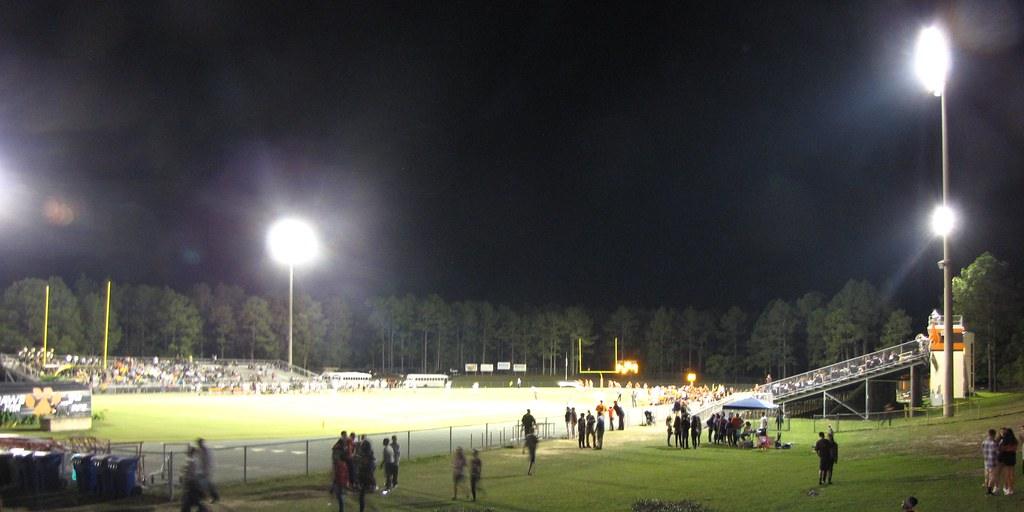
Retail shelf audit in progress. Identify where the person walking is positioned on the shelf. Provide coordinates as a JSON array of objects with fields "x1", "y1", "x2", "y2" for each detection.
[
  {"x1": 525, "y1": 433, "x2": 539, "y2": 475},
  {"x1": 181, "y1": 447, "x2": 208, "y2": 512},
  {"x1": 452, "y1": 446, "x2": 468, "y2": 500},
  {"x1": 196, "y1": 438, "x2": 219, "y2": 504},
  {"x1": 470, "y1": 449, "x2": 482, "y2": 501}
]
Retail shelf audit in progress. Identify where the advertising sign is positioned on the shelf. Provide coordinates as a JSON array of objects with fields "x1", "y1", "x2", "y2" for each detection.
[
  {"x1": 0, "y1": 383, "x2": 92, "y2": 419},
  {"x1": 480, "y1": 364, "x2": 494, "y2": 373},
  {"x1": 465, "y1": 364, "x2": 478, "y2": 372},
  {"x1": 496, "y1": 362, "x2": 511, "y2": 371},
  {"x1": 513, "y1": 364, "x2": 527, "y2": 372}
]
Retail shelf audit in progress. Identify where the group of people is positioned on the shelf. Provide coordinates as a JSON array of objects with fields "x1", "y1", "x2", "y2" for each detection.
[
  {"x1": 982, "y1": 425, "x2": 1019, "y2": 496},
  {"x1": 451, "y1": 446, "x2": 484, "y2": 500},
  {"x1": 560, "y1": 401, "x2": 626, "y2": 450},
  {"x1": 665, "y1": 410, "x2": 702, "y2": 449},
  {"x1": 181, "y1": 438, "x2": 220, "y2": 511},
  {"x1": 328, "y1": 431, "x2": 401, "y2": 512}
]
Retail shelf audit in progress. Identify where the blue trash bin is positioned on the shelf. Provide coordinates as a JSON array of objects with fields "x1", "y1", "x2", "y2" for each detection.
[
  {"x1": 14, "y1": 452, "x2": 35, "y2": 492},
  {"x1": 104, "y1": 456, "x2": 121, "y2": 498},
  {"x1": 34, "y1": 451, "x2": 63, "y2": 492},
  {"x1": 94, "y1": 455, "x2": 116, "y2": 497},
  {"x1": 72, "y1": 454, "x2": 95, "y2": 493},
  {"x1": 114, "y1": 457, "x2": 139, "y2": 498}
]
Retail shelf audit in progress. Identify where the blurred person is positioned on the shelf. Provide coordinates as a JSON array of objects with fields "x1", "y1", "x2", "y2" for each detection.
[
  {"x1": 181, "y1": 446, "x2": 208, "y2": 512},
  {"x1": 525, "y1": 433, "x2": 539, "y2": 475},
  {"x1": 595, "y1": 413, "x2": 605, "y2": 449},
  {"x1": 354, "y1": 437, "x2": 376, "y2": 512},
  {"x1": 452, "y1": 446, "x2": 468, "y2": 500},
  {"x1": 196, "y1": 438, "x2": 219, "y2": 503},
  {"x1": 901, "y1": 496, "x2": 918, "y2": 511},
  {"x1": 672, "y1": 413, "x2": 683, "y2": 448}
]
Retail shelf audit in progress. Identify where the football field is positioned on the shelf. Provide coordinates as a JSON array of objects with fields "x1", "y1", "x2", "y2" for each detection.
[{"x1": 89, "y1": 386, "x2": 632, "y2": 443}]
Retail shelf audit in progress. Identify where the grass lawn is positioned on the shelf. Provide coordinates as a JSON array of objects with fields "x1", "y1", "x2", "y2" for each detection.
[{"x1": 12, "y1": 391, "x2": 1022, "y2": 511}]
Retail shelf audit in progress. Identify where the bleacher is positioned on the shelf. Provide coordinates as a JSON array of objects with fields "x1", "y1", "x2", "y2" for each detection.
[{"x1": 767, "y1": 337, "x2": 930, "y2": 403}]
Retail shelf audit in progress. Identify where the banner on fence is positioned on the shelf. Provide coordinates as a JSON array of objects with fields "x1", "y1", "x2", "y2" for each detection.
[{"x1": 0, "y1": 382, "x2": 92, "y2": 418}]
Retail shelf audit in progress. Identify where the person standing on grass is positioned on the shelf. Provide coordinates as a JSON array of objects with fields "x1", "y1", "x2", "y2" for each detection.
[
  {"x1": 521, "y1": 409, "x2": 536, "y2": 438},
  {"x1": 390, "y1": 435, "x2": 401, "y2": 487},
  {"x1": 984, "y1": 428, "x2": 999, "y2": 496},
  {"x1": 470, "y1": 449, "x2": 482, "y2": 501},
  {"x1": 586, "y1": 411, "x2": 596, "y2": 447},
  {"x1": 525, "y1": 433, "x2": 539, "y2": 475},
  {"x1": 996, "y1": 427, "x2": 1018, "y2": 495},
  {"x1": 814, "y1": 432, "x2": 832, "y2": 486},
  {"x1": 578, "y1": 413, "x2": 587, "y2": 448},
  {"x1": 690, "y1": 414, "x2": 701, "y2": 449},
  {"x1": 381, "y1": 438, "x2": 396, "y2": 492},
  {"x1": 565, "y1": 406, "x2": 572, "y2": 437},
  {"x1": 826, "y1": 433, "x2": 838, "y2": 484},
  {"x1": 614, "y1": 401, "x2": 625, "y2": 431},
  {"x1": 595, "y1": 413, "x2": 605, "y2": 449},
  {"x1": 776, "y1": 409, "x2": 784, "y2": 431},
  {"x1": 331, "y1": 445, "x2": 348, "y2": 512},
  {"x1": 672, "y1": 413, "x2": 683, "y2": 448},
  {"x1": 570, "y1": 407, "x2": 578, "y2": 439},
  {"x1": 452, "y1": 446, "x2": 468, "y2": 500}
]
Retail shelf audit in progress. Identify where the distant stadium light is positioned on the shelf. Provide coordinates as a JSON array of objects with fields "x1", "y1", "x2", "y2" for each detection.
[{"x1": 267, "y1": 218, "x2": 319, "y2": 368}]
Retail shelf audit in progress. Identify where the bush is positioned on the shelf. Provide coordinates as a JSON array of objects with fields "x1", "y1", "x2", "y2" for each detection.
[{"x1": 631, "y1": 498, "x2": 719, "y2": 512}]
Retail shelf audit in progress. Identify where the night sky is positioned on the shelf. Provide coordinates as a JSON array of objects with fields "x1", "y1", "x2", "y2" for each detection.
[{"x1": 1, "y1": 1, "x2": 1022, "y2": 316}]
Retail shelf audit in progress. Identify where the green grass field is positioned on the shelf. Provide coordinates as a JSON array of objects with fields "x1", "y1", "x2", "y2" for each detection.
[{"x1": 10, "y1": 390, "x2": 1024, "y2": 511}]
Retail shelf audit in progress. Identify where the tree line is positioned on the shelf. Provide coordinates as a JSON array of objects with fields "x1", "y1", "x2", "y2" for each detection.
[{"x1": 1, "y1": 253, "x2": 1020, "y2": 387}]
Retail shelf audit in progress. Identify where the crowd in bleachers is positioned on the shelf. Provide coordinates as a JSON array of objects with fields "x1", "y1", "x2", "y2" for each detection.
[
  {"x1": 766, "y1": 336, "x2": 929, "y2": 398},
  {"x1": 6, "y1": 348, "x2": 328, "y2": 394}
]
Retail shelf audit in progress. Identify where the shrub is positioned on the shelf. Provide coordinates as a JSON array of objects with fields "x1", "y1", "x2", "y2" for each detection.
[{"x1": 631, "y1": 498, "x2": 719, "y2": 512}]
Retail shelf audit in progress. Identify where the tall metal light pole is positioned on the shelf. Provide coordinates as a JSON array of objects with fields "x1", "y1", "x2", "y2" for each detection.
[
  {"x1": 916, "y1": 26, "x2": 954, "y2": 418},
  {"x1": 268, "y1": 218, "x2": 318, "y2": 368}
]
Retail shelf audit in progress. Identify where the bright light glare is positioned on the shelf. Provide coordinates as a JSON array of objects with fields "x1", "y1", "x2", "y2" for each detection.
[
  {"x1": 915, "y1": 26, "x2": 950, "y2": 96},
  {"x1": 267, "y1": 218, "x2": 319, "y2": 265},
  {"x1": 931, "y1": 205, "x2": 954, "y2": 237}
]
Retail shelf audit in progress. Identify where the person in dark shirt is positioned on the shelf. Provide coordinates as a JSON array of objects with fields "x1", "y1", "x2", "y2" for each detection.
[
  {"x1": 826, "y1": 433, "x2": 838, "y2": 484},
  {"x1": 525, "y1": 434, "x2": 539, "y2": 475},
  {"x1": 614, "y1": 401, "x2": 625, "y2": 431},
  {"x1": 577, "y1": 413, "x2": 587, "y2": 448},
  {"x1": 814, "y1": 432, "x2": 832, "y2": 485}
]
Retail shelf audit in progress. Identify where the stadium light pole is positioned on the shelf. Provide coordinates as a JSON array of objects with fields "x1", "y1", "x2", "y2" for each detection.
[
  {"x1": 916, "y1": 25, "x2": 954, "y2": 418},
  {"x1": 267, "y1": 218, "x2": 318, "y2": 368}
]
